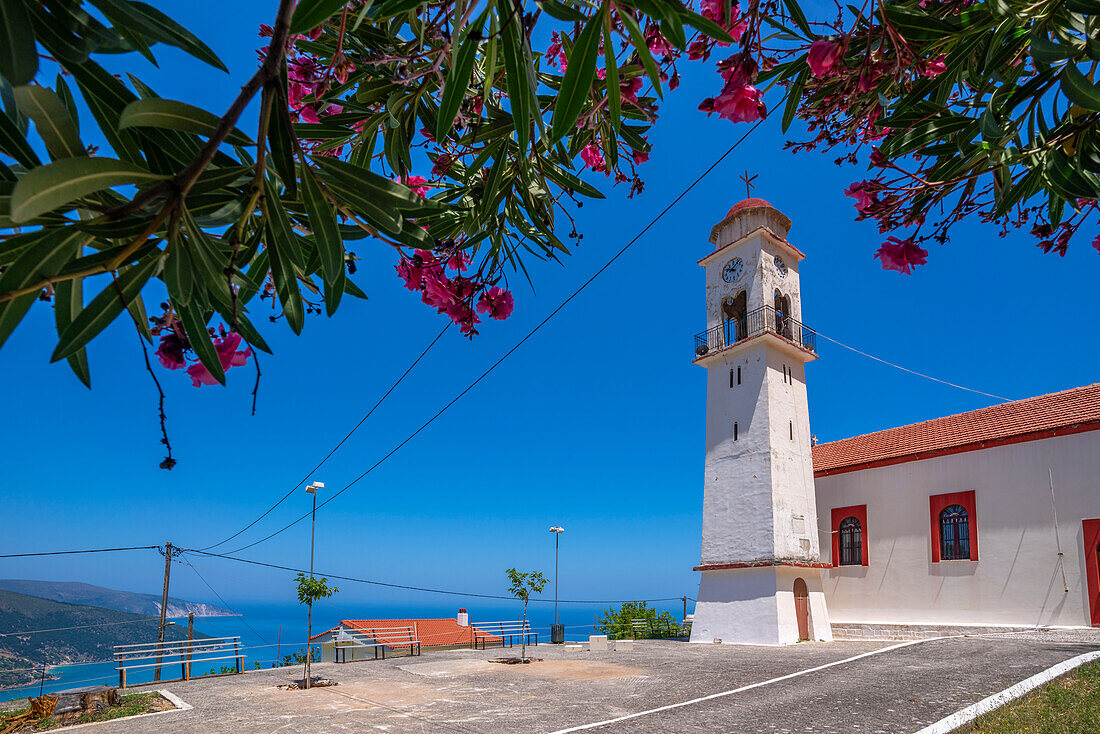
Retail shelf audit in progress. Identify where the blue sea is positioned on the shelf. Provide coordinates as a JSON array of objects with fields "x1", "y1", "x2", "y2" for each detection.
[{"x1": 0, "y1": 598, "x2": 684, "y2": 702}]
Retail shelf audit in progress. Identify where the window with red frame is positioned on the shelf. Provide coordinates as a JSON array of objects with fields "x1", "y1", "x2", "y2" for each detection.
[
  {"x1": 929, "y1": 491, "x2": 978, "y2": 562},
  {"x1": 830, "y1": 505, "x2": 868, "y2": 566}
]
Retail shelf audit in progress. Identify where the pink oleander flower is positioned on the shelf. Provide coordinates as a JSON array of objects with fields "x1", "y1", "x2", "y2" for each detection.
[
  {"x1": 633, "y1": 148, "x2": 649, "y2": 165},
  {"x1": 580, "y1": 143, "x2": 607, "y2": 174},
  {"x1": 402, "y1": 175, "x2": 431, "y2": 198},
  {"x1": 808, "y1": 40, "x2": 844, "y2": 77},
  {"x1": 421, "y1": 270, "x2": 456, "y2": 311},
  {"x1": 155, "y1": 333, "x2": 186, "y2": 370},
  {"x1": 477, "y1": 286, "x2": 514, "y2": 320},
  {"x1": 597, "y1": 68, "x2": 607, "y2": 80},
  {"x1": 1093, "y1": 234, "x2": 1100, "y2": 254},
  {"x1": 874, "y1": 237, "x2": 928, "y2": 274},
  {"x1": 921, "y1": 54, "x2": 947, "y2": 77},
  {"x1": 728, "y1": 16, "x2": 749, "y2": 40},
  {"x1": 299, "y1": 105, "x2": 321, "y2": 124},
  {"x1": 185, "y1": 332, "x2": 252, "y2": 387},
  {"x1": 448, "y1": 251, "x2": 472, "y2": 271},
  {"x1": 701, "y1": 0, "x2": 746, "y2": 37},
  {"x1": 396, "y1": 258, "x2": 423, "y2": 290},
  {"x1": 288, "y1": 82, "x2": 311, "y2": 110},
  {"x1": 709, "y1": 84, "x2": 764, "y2": 123},
  {"x1": 620, "y1": 77, "x2": 642, "y2": 104},
  {"x1": 645, "y1": 25, "x2": 673, "y2": 57},
  {"x1": 546, "y1": 33, "x2": 562, "y2": 66},
  {"x1": 307, "y1": 26, "x2": 323, "y2": 41},
  {"x1": 869, "y1": 148, "x2": 887, "y2": 167},
  {"x1": 845, "y1": 181, "x2": 874, "y2": 213},
  {"x1": 687, "y1": 37, "x2": 711, "y2": 61},
  {"x1": 288, "y1": 57, "x2": 322, "y2": 83}
]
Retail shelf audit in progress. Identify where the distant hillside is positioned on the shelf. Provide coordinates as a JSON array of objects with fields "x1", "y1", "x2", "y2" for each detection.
[
  {"x1": 0, "y1": 590, "x2": 211, "y2": 690},
  {"x1": 0, "y1": 580, "x2": 234, "y2": 618}
]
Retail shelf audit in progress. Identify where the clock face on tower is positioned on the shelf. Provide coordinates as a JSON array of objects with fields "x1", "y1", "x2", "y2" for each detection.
[
  {"x1": 722, "y1": 257, "x2": 744, "y2": 283},
  {"x1": 774, "y1": 255, "x2": 788, "y2": 278}
]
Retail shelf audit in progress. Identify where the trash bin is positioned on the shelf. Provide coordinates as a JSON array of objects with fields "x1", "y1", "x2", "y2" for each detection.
[{"x1": 551, "y1": 624, "x2": 565, "y2": 644}]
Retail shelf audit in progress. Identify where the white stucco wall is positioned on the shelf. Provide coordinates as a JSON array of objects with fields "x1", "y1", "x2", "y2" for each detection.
[
  {"x1": 693, "y1": 567, "x2": 832, "y2": 645},
  {"x1": 815, "y1": 430, "x2": 1100, "y2": 627}
]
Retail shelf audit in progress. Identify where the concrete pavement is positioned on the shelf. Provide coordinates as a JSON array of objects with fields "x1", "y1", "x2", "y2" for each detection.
[{"x1": 65, "y1": 628, "x2": 1100, "y2": 733}]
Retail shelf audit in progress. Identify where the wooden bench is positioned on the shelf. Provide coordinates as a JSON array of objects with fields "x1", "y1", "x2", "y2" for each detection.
[
  {"x1": 472, "y1": 621, "x2": 536, "y2": 650},
  {"x1": 333, "y1": 626, "x2": 421, "y2": 662},
  {"x1": 113, "y1": 636, "x2": 243, "y2": 688}
]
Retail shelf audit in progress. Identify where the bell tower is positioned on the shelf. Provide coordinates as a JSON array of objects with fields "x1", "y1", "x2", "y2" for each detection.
[{"x1": 689, "y1": 198, "x2": 832, "y2": 646}]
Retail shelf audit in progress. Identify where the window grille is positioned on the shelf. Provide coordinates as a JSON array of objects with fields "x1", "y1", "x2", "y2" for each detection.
[
  {"x1": 939, "y1": 504, "x2": 971, "y2": 560},
  {"x1": 838, "y1": 516, "x2": 862, "y2": 566}
]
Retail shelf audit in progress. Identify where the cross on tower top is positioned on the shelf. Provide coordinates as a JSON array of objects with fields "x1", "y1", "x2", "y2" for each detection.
[{"x1": 739, "y1": 171, "x2": 759, "y2": 198}]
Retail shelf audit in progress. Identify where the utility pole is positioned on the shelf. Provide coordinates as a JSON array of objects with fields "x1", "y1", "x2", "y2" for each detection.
[
  {"x1": 682, "y1": 596, "x2": 687, "y2": 622},
  {"x1": 304, "y1": 482, "x2": 322, "y2": 689},
  {"x1": 154, "y1": 541, "x2": 173, "y2": 681},
  {"x1": 185, "y1": 613, "x2": 194, "y2": 680}
]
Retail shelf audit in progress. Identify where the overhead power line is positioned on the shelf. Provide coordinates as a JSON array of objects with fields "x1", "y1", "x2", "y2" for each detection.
[
  {"x1": 0, "y1": 546, "x2": 159, "y2": 558},
  {"x1": 200, "y1": 322, "x2": 452, "y2": 552},
  {"x1": 184, "y1": 548, "x2": 685, "y2": 605},
  {"x1": 218, "y1": 118, "x2": 770, "y2": 555},
  {"x1": 0, "y1": 617, "x2": 162, "y2": 637},
  {"x1": 175, "y1": 556, "x2": 276, "y2": 650},
  {"x1": 814, "y1": 331, "x2": 1013, "y2": 402}
]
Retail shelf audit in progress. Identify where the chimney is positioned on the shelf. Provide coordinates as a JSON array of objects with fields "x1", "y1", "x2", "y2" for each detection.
[{"x1": 456, "y1": 608, "x2": 468, "y2": 626}]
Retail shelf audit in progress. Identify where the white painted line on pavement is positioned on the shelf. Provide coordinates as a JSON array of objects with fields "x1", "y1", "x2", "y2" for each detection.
[
  {"x1": 549, "y1": 636, "x2": 960, "y2": 733},
  {"x1": 912, "y1": 650, "x2": 1100, "y2": 734}
]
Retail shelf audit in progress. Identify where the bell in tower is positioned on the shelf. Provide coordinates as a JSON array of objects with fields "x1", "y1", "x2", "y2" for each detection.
[{"x1": 689, "y1": 197, "x2": 832, "y2": 646}]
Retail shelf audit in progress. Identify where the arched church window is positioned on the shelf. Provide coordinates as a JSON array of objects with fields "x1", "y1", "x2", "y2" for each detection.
[
  {"x1": 939, "y1": 505, "x2": 971, "y2": 560},
  {"x1": 838, "y1": 516, "x2": 862, "y2": 566}
]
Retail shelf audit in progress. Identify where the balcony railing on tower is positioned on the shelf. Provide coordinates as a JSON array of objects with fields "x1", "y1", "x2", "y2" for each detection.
[{"x1": 693, "y1": 305, "x2": 817, "y2": 357}]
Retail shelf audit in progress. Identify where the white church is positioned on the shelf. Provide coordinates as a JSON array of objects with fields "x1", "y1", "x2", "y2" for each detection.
[{"x1": 689, "y1": 198, "x2": 1100, "y2": 645}]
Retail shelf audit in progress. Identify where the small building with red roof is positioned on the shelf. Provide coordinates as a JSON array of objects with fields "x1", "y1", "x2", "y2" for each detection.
[{"x1": 309, "y1": 609, "x2": 504, "y2": 663}]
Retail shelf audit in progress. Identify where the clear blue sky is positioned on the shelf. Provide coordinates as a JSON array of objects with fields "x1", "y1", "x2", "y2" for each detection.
[{"x1": 2, "y1": 1, "x2": 1098, "y2": 621}]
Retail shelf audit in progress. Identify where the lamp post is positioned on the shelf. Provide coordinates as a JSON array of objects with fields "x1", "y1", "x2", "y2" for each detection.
[
  {"x1": 549, "y1": 526, "x2": 565, "y2": 643},
  {"x1": 304, "y1": 481, "x2": 323, "y2": 689}
]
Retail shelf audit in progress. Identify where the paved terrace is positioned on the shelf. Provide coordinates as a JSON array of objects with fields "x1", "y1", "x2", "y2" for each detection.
[{"x1": 79, "y1": 629, "x2": 1100, "y2": 733}]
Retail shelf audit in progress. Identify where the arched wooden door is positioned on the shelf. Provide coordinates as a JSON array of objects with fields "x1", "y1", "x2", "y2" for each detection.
[{"x1": 793, "y1": 578, "x2": 809, "y2": 640}]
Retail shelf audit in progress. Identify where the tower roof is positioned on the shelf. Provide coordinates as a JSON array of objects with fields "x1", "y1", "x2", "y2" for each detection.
[
  {"x1": 725, "y1": 197, "x2": 775, "y2": 218},
  {"x1": 708, "y1": 197, "x2": 796, "y2": 250}
]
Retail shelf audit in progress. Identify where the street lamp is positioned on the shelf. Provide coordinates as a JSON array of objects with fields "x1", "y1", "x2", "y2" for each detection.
[
  {"x1": 549, "y1": 526, "x2": 564, "y2": 643},
  {"x1": 304, "y1": 481, "x2": 324, "y2": 688}
]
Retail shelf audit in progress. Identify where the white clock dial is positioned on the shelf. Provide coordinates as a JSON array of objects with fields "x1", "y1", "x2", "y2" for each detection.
[{"x1": 722, "y1": 257, "x2": 744, "y2": 283}]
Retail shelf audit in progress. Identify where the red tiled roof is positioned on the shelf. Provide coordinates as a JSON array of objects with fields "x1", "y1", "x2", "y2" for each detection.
[
  {"x1": 310, "y1": 618, "x2": 503, "y2": 647},
  {"x1": 812, "y1": 383, "x2": 1100, "y2": 477}
]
